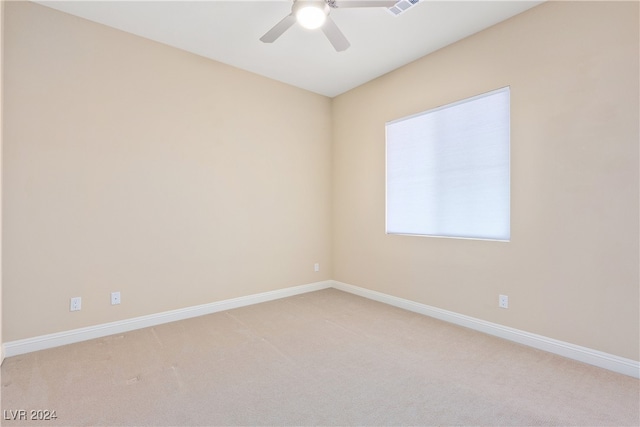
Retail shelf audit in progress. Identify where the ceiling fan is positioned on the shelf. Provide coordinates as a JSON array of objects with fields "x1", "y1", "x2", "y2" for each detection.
[{"x1": 260, "y1": 0, "x2": 399, "y2": 52}]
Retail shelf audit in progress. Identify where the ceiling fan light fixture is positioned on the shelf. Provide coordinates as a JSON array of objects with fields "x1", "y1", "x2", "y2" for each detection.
[
  {"x1": 262, "y1": 0, "x2": 398, "y2": 51},
  {"x1": 293, "y1": 2, "x2": 329, "y2": 30}
]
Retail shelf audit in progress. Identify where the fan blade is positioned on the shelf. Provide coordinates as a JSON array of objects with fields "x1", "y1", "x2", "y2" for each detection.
[
  {"x1": 331, "y1": 0, "x2": 398, "y2": 8},
  {"x1": 322, "y1": 16, "x2": 350, "y2": 52},
  {"x1": 260, "y1": 14, "x2": 296, "y2": 43}
]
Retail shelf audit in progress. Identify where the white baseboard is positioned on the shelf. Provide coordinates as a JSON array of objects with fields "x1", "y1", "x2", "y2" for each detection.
[
  {"x1": 3, "y1": 279, "x2": 638, "y2": 379},
  {"x1": 331, "y1": 280, "x2": 640, "y2": 379},
  {"x1": 2, "y1": 280, "x2": 332, "y2": 358}
]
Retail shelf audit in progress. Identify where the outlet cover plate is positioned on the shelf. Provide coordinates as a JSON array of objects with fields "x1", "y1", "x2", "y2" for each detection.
[
  {"x1": 70, "y1": 297, "x2": 82, "y2": 311},
  {"x1": 111, "y1": 291, "x2": 121, "y2": 305},
  {"x1": 499, "y1": 294, "x2": 509, "y2": 309}
]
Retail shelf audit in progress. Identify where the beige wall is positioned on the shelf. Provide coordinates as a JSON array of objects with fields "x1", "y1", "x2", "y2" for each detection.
[
  {"x1": 332, "y1": 1, "x2": 639, "y2": 360},
  {"x1": 3, "y1": 2, "x2": 332, "y2": 341},
  {"x1": 0, "y1": 0, "x2": 4, "y2": 363}
]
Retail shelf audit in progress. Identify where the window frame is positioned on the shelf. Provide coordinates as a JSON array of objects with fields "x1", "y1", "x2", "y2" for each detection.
[{"x1": 385, "y1": 86, "x2": 511, "y2": 242}]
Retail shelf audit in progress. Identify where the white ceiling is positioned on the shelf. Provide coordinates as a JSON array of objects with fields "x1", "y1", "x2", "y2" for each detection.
[{"x1": 36, "y1": 1, "x2": 544, "y2": 97}]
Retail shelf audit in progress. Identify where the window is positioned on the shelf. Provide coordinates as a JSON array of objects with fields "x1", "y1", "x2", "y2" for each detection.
[{"x1": 385, "y1": 87, "x2": 510, "y2": 241}]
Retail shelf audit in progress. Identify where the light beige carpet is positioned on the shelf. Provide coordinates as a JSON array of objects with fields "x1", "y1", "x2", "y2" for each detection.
[{"x1": 1, "y1": 288, "x2": 639, "y2": 426}]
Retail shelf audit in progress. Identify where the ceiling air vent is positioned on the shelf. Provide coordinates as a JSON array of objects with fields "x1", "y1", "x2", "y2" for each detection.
[{"x1": 387, "y1": 0, "x2": 420, "y2": 16}]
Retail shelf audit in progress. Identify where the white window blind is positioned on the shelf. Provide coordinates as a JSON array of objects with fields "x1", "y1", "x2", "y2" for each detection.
[{"x1": 385, "y1": 87, "x2": 510, "y2": 241}]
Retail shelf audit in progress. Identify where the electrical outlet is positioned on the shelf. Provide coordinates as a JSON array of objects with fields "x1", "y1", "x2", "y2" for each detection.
[
  {"x1": 70, "y1": 297, "x2": 82, "y2": 311},
  {"x1": 111, "y1": 291, "x2": 121, "y2": 305},
  {"x1": 499, "y1": 294, "x2": 509, "y2": 309},
  {"x1": 314, "y1": 263, "x2": 320, "y2": 272}
]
